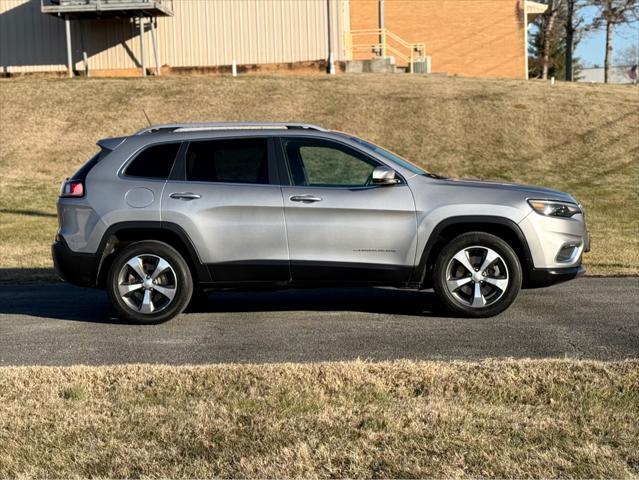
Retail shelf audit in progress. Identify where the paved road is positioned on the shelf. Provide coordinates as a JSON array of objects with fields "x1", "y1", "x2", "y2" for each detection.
[{"x1": 0, "y1": 278, "x2": 637, "y2": 365}]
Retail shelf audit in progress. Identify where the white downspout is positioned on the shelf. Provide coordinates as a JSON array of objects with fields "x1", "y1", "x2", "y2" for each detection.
[{"x1": 524, "y1": 2, "x2": 530, "y2": 79}]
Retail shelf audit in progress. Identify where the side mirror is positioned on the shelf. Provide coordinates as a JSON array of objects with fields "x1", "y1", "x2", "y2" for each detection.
[{"x1": 372, "y1": 166, "x2": 400, "y2": 185}]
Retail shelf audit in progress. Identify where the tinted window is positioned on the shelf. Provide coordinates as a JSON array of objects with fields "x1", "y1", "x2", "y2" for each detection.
[
  {"x1": 125, "y1": 143, "x2": 180, "y2": 179},
  {"x1": 285, "y1": 140, "x2": 378, "y2": 187},
  {"x1": 186, "y1": 138, "x2": 269, "y2": 184},
  {"x1": 71, "y1": 148, "x2": 110, "y2": 181}
]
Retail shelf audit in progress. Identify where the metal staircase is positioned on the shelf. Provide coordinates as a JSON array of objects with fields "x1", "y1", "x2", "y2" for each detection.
[{"x1": 345, "y1": 28, "x2": 429, "y2": 74}]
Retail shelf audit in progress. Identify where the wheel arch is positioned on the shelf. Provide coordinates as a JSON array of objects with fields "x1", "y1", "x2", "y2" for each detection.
[
  {"x1": 414, "y1": 216, "x2": 534, "y2": 288},
  {"x1": 95, "y1": 221, "x2": 211, "y2": 288}
]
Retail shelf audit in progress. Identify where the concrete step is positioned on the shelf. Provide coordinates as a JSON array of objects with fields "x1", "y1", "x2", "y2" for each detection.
[
  {"x1": 345, "y1": 58, "x2": 395, "y2": 74},
  {"x1": 345, "y1": 58, "x2": 431, "y2": 75}
]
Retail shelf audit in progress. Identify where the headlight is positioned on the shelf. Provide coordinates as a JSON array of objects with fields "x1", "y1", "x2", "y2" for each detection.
[{"x1": 528, "y1": 199, "x2": 581, "y2": 218}]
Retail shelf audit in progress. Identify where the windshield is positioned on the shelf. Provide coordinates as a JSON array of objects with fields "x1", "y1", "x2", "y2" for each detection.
[{"x1": 344, "y1": 135, "x2": 438, "y2": 178}]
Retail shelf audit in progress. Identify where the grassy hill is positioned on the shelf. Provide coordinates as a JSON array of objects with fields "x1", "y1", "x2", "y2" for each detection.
[
  {"x1": 0, "y1": 74, "x2": 637, "y2": 278},
  {"x1": 1, "y1": 360, "x2": 637, "y2": 478}
]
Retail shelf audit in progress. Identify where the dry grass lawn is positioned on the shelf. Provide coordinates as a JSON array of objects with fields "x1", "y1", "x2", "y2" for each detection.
[
  {"x1": 0, "y1": 74, "x2": 638, "y2": 279},
  {"x1": 0, "y1": 360, "x2": 637, "y2": 478}
]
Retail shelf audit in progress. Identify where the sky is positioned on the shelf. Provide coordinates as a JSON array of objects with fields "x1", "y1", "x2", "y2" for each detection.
[{"x1": 575, "y1": 5, "x2": 639, "y2": 67}]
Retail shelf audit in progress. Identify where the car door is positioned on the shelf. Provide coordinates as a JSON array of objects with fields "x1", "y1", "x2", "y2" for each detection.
[
  {"x1": 279, "y1": 136, "x2": 417, "y2": 284},
  {"x1": 161, "y1": 136, "x2": 289, "y2": 283}
]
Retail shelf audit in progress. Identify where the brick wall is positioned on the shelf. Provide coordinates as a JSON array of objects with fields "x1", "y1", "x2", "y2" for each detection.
[{"x1": 349, "y1": 0, "x2": 527, "y2": 79}]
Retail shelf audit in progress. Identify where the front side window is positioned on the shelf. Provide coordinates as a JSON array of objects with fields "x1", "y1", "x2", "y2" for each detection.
[
  {"x1": 285, "y1": 139, "x2": 378, "y2": 187},
  {"x1": 125, "y1": 142, "x2": 181, "y2": 179},
  {"x1": 186, "y1": 138, "x2": 269, "y2": 184}
]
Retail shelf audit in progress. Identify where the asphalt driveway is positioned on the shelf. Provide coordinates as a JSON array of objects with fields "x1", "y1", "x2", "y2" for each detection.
[{"x1": 0, "y1": 277, "x2": 637, "y2": 365}]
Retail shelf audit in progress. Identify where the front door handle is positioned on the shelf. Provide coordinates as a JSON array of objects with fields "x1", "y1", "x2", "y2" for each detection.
[
  {"x1": 290, "y1": 195, "x2": 323, "y2": 203},
  {"x1": 170, "y1": 192, "x2": 201, "y2": 201}
]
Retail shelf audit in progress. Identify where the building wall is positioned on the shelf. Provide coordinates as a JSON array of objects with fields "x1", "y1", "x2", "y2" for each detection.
[
  {"x1": 0, "y1": 0, "x2": 349, "y2": 74},
  {"x1": 349, "y1": 0, "x2": 527, "y2": 79},
  {"x1": 579, "y1": 66, "x2": 637, "y2": 84}
]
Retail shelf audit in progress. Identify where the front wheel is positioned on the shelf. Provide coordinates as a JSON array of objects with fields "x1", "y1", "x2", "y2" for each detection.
[
  {"x1": 433, "y1": 232, "x2": 522, "y2": 317},
  {"x1": 106, "y1": 241, "x2": 193, "y2": 324}
]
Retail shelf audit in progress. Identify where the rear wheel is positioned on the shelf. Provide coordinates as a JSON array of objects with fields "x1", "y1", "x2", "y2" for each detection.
[
  {"x1": 433, "y1": 232, "x2": 522, "y2": 317},
  {"x1": 106, "y1": 241, "x2": 193, "y2": 324}
]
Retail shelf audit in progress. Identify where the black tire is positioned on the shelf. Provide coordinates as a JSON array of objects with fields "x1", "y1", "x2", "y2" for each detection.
[
  {"x1": 432, "y1": 232, "x2": 522, "y2": 318},
  {"x1": 106, "y1": 241, "x2": 193, "y2": 324}
]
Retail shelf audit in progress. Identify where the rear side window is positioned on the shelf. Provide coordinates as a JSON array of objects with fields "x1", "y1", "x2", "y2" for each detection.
[
  {"x1": 185, "y1": 138, "x2": 269, "y2": 184},
  {"x1": 125, "y1": 143, "x2": 181, "y2": 179}
]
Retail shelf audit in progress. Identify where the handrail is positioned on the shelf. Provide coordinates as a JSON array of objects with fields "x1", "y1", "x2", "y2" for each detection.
[{"x1": 345, "y1": 28, "x2": 426, "y2": 73}]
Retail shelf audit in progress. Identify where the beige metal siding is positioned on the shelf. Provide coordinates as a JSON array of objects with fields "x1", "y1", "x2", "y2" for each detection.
[
  {"x1": 0, "y1": 0, "x2": 67, "y2": 72},
  {"x1": 0, "y1": 0, "x2": 349, "y2": 74}
]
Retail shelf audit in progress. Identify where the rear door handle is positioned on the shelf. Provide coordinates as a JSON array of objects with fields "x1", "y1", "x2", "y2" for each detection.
[
  {"x1": 290, "y1": 195, "x2": 323, "y2": 203},
  {"x1": 170, "y1": 192, "x2": 201, "y2": 201}
]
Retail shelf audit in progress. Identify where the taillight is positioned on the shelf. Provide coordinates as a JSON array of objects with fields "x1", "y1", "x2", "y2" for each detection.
[{"x1": 60, "y1": 179, "x2": 84, "y2": 198}]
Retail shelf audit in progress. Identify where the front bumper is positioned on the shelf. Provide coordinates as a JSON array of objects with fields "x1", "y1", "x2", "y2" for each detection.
[
  {"x1": 52, "y1": 235, "x2": 98, "y2": 287},
  {"x1": 518, "y1": 211, "x2": 589, "y2": 269},
  {"x1": 525, "y1": 265, "x2": 586, "y2": 288}
]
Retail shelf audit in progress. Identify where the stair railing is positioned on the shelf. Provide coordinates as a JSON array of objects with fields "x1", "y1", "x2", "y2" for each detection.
[{"x1": 345, "y1": 28, "x2": 426, "y2": 73}]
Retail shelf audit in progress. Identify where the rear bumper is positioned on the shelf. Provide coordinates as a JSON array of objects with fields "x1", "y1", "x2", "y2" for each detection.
[
  {"x1": 524, "y1": 265, "x2": 586, "y2": 289},
  {"x1": 52, "y1": 235, "x2": 98, "y2": 287}
]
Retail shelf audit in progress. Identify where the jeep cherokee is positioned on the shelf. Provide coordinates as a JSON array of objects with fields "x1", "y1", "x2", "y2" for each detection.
[{"x1": 52, "y1": 122, "x2": 590, "y2": 324}]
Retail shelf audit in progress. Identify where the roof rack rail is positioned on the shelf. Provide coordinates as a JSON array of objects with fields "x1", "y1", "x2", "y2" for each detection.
[{"x1": 135, "y1": 122, "x2": 327, "y2": 135}]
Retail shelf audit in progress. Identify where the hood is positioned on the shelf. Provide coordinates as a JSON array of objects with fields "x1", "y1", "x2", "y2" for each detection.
[{"x1": 436, "y1": 177, "x2": 577, "y2": 203}]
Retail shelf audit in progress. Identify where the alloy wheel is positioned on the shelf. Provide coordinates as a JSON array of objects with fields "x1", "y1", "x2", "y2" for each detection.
[
  {"x1": 445, "y1": 246, "x2": 509, "y2": 308},
  {"x1": 117, "y1": 254, "x2": 178, "y2": 314}
]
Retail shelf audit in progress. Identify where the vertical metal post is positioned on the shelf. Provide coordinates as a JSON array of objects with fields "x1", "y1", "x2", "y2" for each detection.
[
  {"x1": 82, "y1": 51, "x2": 89, "y2": 77},
  {"x1": 326, "y1": 0, "x2": 335, "y2": 74},
  {"x1": 523, "y1": 7, "x2": 529, "y2": 79},
  {"x1": 79, "y1": 21, "x2": 88, "y2": 77},
  {"x1": 379, "y1": 0, "x2": 384, "y2": 57},
  {"x1": 64, "y1": 16, "x2": 73, "y2": 78},
  {"x1": 150, "y1": 18, "x2": 161, "y2": 76},
  {"x1": 139, "y1": 17, "x2": 146, "y2": 77},
  {"x1": 382, "y1": 29, "x2": 386, "y2": 58}
]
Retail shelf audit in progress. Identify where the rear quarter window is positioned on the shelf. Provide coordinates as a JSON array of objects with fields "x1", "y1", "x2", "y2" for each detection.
[
  {"x1": 71, "y1": 148, "x2": 110, "y2": 181},
  {"x1": 125, "y1": 143, "x2": 181, "y2": 179}
]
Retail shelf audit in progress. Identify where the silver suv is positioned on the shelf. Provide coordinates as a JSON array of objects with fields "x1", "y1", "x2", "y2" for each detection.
[{"x1": 52, "y1": 122, "x2": 590, "y2": 324}]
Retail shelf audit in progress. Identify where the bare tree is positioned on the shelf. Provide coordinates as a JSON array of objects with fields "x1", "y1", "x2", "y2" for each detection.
[
  {"x1": 540, "y1": 0, "x2": 566, "y2": 79},
  {"x1": 615, "y1": 42, "x2": 639, "y2": 82},
  {"x1": 614, "y1": 41, "x2": 639, "y2": 65},
  {"x1": 564, "y1": 0, "x2": 585, "y2": 81},
  {"x1": 591, "y1": 0, "x2": 639, "y2": 82}
]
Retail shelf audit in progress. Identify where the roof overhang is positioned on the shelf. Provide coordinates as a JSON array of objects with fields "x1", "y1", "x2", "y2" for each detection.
[
  {"x1": 41, "y1": 0, "x2": 173, "y2": 19},
  {"x1": 526, "y1": 1, "x2": 548, "y2": 22}
]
